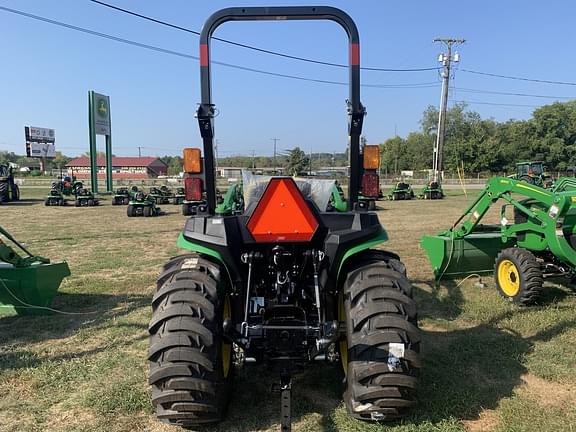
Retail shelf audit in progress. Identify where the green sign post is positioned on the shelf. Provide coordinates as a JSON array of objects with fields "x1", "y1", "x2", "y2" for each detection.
[{"x1": 88, "y1": 91, "x2": 113, "y2": 193}]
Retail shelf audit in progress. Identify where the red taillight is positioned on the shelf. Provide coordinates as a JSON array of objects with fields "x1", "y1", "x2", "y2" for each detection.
[
  {"x1": 184, "y1": 177, "x2": 203, "y2": 201},
  {"x1": 362, "y1": 173, "x2": 380, "y2": 198},
  {"x1": 247, "y1": 178, "x2": 318, "y2": 242}
]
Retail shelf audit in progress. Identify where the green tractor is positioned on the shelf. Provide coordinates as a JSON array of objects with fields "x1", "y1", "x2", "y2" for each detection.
[
  {"x1": 0, "y1": 224, "x2": 70, "y2": 315},
  {"x1": 326, "y1": 182, "x2": 347, "y2": 212},
  {"x1": 73, "y1": 182, "x2": 99, "y2": 207},
  {"x1": 422, "y1": 176, "x2": 576, "y2": 305},
  {"x1": 0, "y1": 163, "x2": 20, "y2": 203},
  {"x1": 111, "y1": 186, "x2": 133, "y2": 205},
  {"x1": 511, "y1": 161, "x2": 553, "y2": 188},
  {"x1": 148, "y1": 7, "x2": 420, "y2": 431},
  {"x1": 389, "y1": 181, "x2": 415, "y2": 200},
  {"x1": 420, "y1": 180, "x2": 444, "y2": 200},
  {"x1": 127, "y1": 190, "x2": 162, "y2": 217}
]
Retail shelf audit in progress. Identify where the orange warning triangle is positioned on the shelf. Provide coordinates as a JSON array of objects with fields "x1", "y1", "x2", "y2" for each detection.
[{"x1": 247, "y1": 178, "x2": 319, "y2": 242}]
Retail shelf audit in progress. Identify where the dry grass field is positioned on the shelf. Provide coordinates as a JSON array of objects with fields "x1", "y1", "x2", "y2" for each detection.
[{"x1": 0, "y1": 187, "x2": 575, "y2": 432}]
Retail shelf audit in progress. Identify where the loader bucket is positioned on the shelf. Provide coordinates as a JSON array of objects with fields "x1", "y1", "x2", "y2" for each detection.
[
  {"x1": 0, "y1": 261, "x2": 70, "y2": 315},
  {"x1": 421, "y1": 228, "x2": 515, "y2": 279}
]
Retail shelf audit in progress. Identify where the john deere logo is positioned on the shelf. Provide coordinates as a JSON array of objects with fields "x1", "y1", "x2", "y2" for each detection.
[{"x1": 97, "y1": 99, "x2": 108, "y2": 118}]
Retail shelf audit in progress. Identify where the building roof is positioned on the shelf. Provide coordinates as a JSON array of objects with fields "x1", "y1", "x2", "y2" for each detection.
[{"x1": 66, "y1": 156, "x2": 166, "y2": 168}]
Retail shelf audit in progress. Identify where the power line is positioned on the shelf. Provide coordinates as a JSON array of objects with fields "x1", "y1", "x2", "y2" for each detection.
[
  {"x1": 453, "y1": 87, "x2": 576, "y2": 100},
  {"x1": 0, "y1": 5, "x2": 440, "y2": 90},
  {"x1": 451, "y1": 99, "x2": 541, "y2": 108},
  {"x1": 460, "y1": 68, "x2": 576, "y2": 86},
  {"x1": 88, "y1": 0, "x2": 440, "y2": 72}
]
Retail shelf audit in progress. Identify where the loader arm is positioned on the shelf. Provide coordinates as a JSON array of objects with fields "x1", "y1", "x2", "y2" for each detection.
[{"x1": 422, "y1": 176, "x2": 576, "y2": 278}]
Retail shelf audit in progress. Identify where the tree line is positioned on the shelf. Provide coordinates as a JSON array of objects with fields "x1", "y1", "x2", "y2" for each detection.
[{"x1": 381, "y1": 100, "x2": 576, "y2": 176}]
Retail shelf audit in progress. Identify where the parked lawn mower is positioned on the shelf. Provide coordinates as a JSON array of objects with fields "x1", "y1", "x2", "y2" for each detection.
[
  {"x1": 215, "y1": 183, "x2": 244, "y2": 215},
  {"x1": 422, "y1": 176, "x2": 576, "y2": 305},
  {"x1": 421, "y1": 180, "x2": 444, "y2": 199},
  {"x1": 74, "y1": 183, "x2": 99, "y2": 207},
  {"x1": 148, "y1": 7, "x2": 420, "y2": 431},
  {"x1": 149, "y1": 186, "x2": 173, "y2": 205},
  {"x1": 172, "y1": 187, "x2": 185, "y2": 205},
  {"x1": 112, "y1": 187, "x2": 132, "y2": 205},
  {"x1": 0, "y1": 224, "x2": 70, "y2": 315},
  {"x1": 0, "y1": 163, "x2": 20, "y2": 203},
  {"x1": 389, "y1": 181, "x2": 415, "y2": 200},
  {"x1": 127, "y1": 191, "x2": 162, "y2": 217},
  {"x1": 45, "y1": 183, "x2": 66, "y2": 206}
]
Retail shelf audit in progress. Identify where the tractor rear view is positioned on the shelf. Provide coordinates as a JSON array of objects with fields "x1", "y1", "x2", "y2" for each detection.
[
  {"x1": 148, "y1": 7, "x2": 420, "y2": 431},
  {"x1": 0, "y1": 164, "x2": 20, "y2": 203}
]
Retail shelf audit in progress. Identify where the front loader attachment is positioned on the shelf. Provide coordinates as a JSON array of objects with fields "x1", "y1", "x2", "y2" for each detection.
[
  {"x1": 0, "y1": 261, "x2": 70, "y2": 315},
  {"x1": 422, "y1": 227, "x2": 515, "y2": 279},
  {"x1": 0, "y1": 225, "x2": 70, "y2": 315}
]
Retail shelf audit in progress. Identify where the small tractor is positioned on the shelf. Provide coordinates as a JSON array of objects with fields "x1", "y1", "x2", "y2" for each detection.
[
  {"x1": 112, "y1": 187, "x2": 132, "y2": 205},
  {"x1": 214, "y1": 182, "x2": 244, "y2": 215},
  {"x1": 389, "y1": 181, "x2": 415, "y2": 201},
  {"x1": 0, "y1": 224, "x2": 70, "y2": 315},
  {"x1": 74, "y1": 182, "x2": 99, "y2": 207},
  {"x1": 127, "y1": 191, "x2": 162, "y2": 217},
  {"x1": 0, "y1": 163, "x2": 20, "y2": 203},
  {"x1": 148, "y1": 7, "x2": 420, "y2": 431},
  {"x1": 45, "y1": 182, "x2": 66, "y2": 206},
  {"x1": 511, "y1": 161, "x2": 553, "y2": 188},
  {"x1": 422, "y1": 176, "x2": 576, "y2": 305},
  {"x1": 172, "y1": 187, "x2": 185, "y2": 205},
  {"x1": 421, "y1": 180, "x2": 444, "y2": 199}
]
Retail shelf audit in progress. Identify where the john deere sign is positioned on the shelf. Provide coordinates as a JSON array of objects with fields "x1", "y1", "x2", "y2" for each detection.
[
  {"x1": 88, "y1": 91, "x2": 113, "y2": 193},
  {"x1": 92, "y1": 93, "x2": 111, "y2": 135}
]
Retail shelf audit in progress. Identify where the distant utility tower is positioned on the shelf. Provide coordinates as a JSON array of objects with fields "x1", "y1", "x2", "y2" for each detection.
[{"x1": 432, "y1": 38, "x2": 465, "y2": 182}]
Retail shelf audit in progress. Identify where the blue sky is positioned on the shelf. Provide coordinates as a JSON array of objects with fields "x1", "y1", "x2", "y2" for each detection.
[{"x1": 1, "y1": 0, "x2": 576, "y2": 158}]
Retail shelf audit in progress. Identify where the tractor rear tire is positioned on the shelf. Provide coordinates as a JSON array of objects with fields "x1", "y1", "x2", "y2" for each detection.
[
  {"x1": 0, "y1": 182, "x2": 8, "y2": 202},
  {"x1": 149, "y1": 255, "x2": 232, "y2": 427},
  {"x1": 519, "y1": 175, "x2": 535, "y2": 185},
  {"x1": 495, "y1": 247, "x2": 543, "y2": 305},
  {"x1": 87, "y1": 199, "x2": 94, "y2": 206},
  {"x1": 143, "y1": 206, "x2": 152, "y2": 217},
  {"x1": 127, "y1": 205, "x2": 135, "y2": 217},
  {"x1": 342, "y1": 260, "x2": 420, "y2": 421}
]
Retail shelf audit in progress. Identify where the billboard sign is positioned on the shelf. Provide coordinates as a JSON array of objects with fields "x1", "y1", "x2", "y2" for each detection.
[
  {"x1": 25, "y1": 126, "x2": 56, "y2": 158},
  {"x1": 92, "y1": 93, "x2": 111, "y2": 135}
]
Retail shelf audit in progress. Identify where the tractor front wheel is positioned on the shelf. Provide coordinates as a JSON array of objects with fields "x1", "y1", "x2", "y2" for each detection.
[
  {"x1": 341, "y1": 259, "x2": 420, "y2": 421},
  {"x1": 495, "y1": 248, "x2": 543, "y2": 305},
  {"x1": 149, "y1": 254, "x2": 232, "y2": 427}
]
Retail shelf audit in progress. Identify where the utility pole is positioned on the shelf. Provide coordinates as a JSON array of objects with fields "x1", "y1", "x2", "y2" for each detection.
[
  {"x1": 309, "y1": 145, "x2": 313, "y2": 176},
  {"x1": 432, "y1": 37, "x2": 465, "y2": 182},
  {"x1": 137, "y1": 146, "x2": 142, "y2": 157},
  {"x1": 252, "y1": 149, "x2": 256, "y2": 170},
  {"x1": 271, "y1": 138, "x2": 279, "y2": 174}
]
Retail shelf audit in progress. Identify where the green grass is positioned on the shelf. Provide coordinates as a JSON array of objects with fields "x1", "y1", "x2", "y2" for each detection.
[{"x1": 0, "y1": 188, "x2": 575, "y2": 431}]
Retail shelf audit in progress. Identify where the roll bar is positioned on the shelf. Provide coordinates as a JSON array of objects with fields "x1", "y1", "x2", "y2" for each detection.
[{"x1": 196, "y1": 6, "x2": 365, "y2": 212}]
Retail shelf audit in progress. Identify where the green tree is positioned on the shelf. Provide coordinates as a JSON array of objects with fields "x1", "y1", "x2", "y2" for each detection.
[{"x1": 285, "y1": 147, "x2": 309, "y2": 176}]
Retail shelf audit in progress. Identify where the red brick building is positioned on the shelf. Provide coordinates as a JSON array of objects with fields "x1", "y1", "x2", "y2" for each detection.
[{"x1": 66, "y1": 156, "x2": 168, "y2": 179}]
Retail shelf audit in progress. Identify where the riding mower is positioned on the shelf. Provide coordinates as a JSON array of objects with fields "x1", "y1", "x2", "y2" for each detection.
[
  {"x1": 127, "y1": 191, "x2": 162, "y2": 217},
  {"x1": 389, "y1": 181, "x2": 415, "y2": 200},
  {"x1": 172, "y1": 187, "x2": 185, "y2": 205},
  {"x1": 74, "y1": 182, "x2": 99, "y2": 207},
  {"x1": 0, "y1": 224, "x2": 70, "y2": 315},
  {"x1": 112, "y1": 187, "x2": 132, "y2": 205},
  {"x1": 44, "y1": 184, "x2": 66, "y2": 206},
  {"x1": 326, "y1": 182, "x2": 347, "y2": 212},
  {"x1": 149, "y1": 186, "x2": 173, "y2": 205},
  {"x1": 422, "y1": 176, "x2": 576, "y2": 305},
  {"x1": 148, "y1": 7, "x2": 420, "y2": 431},
  {"x1": 420, "y1": 180, "x2": 444, "y2": 199}
]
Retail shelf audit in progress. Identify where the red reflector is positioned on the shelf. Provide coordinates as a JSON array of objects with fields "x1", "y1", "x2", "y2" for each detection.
[
  {"x1": 184, "y1": 177, "x2": 203, "y2": 201},
  {"x1": 247, "y1": 178, "x2": 319, "y2": 242},
  {"x1": 362, "y1": 173, "x2": 380, "y2": 198}
]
